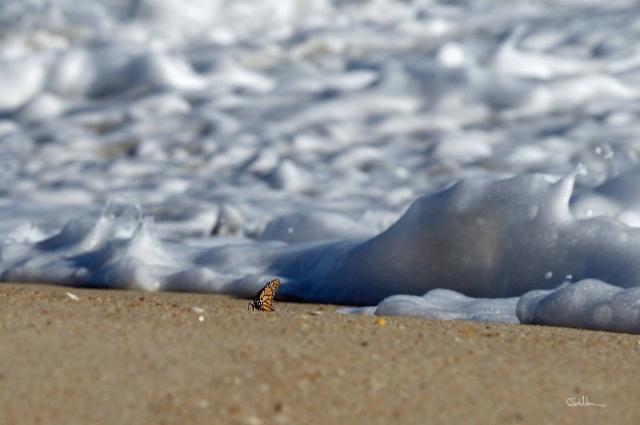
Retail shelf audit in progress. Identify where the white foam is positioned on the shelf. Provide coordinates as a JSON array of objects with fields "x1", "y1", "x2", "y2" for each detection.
[
  {"x1": 517, "y1": 280, "x2": 640, "y2": 334},
  {"x1": 342, "y1": 289, "x2": 519, "y2": 324}
]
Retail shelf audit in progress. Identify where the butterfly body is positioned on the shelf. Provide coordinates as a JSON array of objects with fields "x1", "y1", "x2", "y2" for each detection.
[{"x1": 248, "y1": 278, "x2": 280, "y2": 312}]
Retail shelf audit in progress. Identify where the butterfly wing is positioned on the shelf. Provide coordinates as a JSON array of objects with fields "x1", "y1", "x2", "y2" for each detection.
[{"x1": 255, "y1": 278, "x2": 279, "y2": 312}]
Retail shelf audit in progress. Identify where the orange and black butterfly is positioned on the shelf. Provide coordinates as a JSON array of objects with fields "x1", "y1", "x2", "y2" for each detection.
[{"x1": 248, "y1": 278, "x2": 280, "y2": 312}]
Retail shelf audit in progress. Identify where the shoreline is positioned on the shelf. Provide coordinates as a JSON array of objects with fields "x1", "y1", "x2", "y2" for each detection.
[{"x1": 1, "y1": 283, "x2": 638, "y2": 424}]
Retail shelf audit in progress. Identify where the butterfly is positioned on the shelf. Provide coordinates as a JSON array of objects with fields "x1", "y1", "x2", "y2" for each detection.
[{"x1": 248, "y1": 278, "x2": 280, "y2": 312}]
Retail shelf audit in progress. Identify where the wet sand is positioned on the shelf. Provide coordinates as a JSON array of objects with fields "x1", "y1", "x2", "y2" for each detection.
[{"x1": 1, "y1": 283, "x2": 638, "y2": 425}]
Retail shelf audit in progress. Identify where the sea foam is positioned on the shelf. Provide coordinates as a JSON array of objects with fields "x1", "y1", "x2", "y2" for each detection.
[{"x1": 4, "y1": 174, "x2": 640, "y2": 333}]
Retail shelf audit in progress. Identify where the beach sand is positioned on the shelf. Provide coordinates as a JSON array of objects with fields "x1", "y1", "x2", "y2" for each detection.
[{"x1": 1, "y1": 283, "x2": 638, "y2": 425}]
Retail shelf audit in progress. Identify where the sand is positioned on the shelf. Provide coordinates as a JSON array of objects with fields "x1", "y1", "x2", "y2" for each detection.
[{"x1": 1, "y1": 283, "x2": 638, "y2": 425}]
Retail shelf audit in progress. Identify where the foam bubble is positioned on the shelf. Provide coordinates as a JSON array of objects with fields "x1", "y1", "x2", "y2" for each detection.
[
  {"x1": 342, "y1": 289, "x2": 519, "y2": 324},
  {"x1": 517, "y1": 280, "x2": 640, "y2": 334}
]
